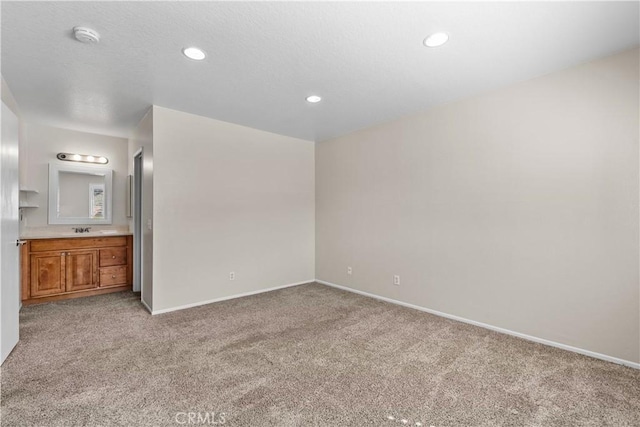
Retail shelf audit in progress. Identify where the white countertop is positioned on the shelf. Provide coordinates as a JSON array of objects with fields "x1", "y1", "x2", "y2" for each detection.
[{"x1": 20, "y1": 228, "x2": 132, "y2": 240}]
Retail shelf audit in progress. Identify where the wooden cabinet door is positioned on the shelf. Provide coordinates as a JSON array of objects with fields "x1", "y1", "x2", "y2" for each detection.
[
  {"x1": 65, "y1": 250, "x2": 98, "y2": 292},
  {"x1": 30, "y1": 252, "x2": 66, "y2": 297}
]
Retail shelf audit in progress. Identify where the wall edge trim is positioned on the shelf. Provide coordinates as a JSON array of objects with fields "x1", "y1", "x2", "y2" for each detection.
[{"x1": 140, "y1": 298, "x2": 152, "y2": 314}]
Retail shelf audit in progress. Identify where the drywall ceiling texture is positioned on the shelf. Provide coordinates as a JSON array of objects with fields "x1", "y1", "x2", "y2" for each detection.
[
  {"x1": 2, "y1": 2, "x2": 639, "y2": 141},
  {"x1": 316, "y1": 49, "x2": 640, "y2": 364},
  {"x1": 151, "y1": 107, "x2": 315, "y2": 312}
]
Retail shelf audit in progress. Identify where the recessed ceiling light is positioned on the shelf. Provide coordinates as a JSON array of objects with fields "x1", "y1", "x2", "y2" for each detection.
[
  {"x1": 306, "y1": 95, "x2": 322, "y2": 103},
  {"x1": 182, "y1": 47, "x2": 206, "y2": 61},
  {"x1": 424, "y1": 32, "x2": 449, "y2": 48}
]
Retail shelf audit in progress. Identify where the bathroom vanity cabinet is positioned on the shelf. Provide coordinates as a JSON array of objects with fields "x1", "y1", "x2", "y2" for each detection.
[{"x1": 21, "y1": 235, "x2": 132, "y2": 304}]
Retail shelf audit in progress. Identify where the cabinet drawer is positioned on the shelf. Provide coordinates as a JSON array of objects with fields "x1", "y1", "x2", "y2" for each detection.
[
  {"x1": 100, "y1": 248, "x2": 127, "y2": 267},
  {"x1": 100, "y1": 266, "x2": 127, "y2": 287}
]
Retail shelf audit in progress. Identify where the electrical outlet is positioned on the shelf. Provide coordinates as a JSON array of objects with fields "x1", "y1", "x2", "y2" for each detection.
[
  {"x1": 347, "y1": 266, "x2": 352, "y2": 275},
  {"x1": 393, "y1": 275, "x2": 400, "y2": 286},
  {"x1": 229, "y1": 272, "x2": 235, "y2": 281}
]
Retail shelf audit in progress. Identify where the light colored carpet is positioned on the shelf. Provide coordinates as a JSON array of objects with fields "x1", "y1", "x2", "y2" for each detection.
[{"x1": 1, "y1": 283, "x2": 639, "y2": 426}]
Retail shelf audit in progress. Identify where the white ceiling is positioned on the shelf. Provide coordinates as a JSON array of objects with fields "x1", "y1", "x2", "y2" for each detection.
[{"x1": 2, "y1": 1, "x2": 638, "y2": 141}]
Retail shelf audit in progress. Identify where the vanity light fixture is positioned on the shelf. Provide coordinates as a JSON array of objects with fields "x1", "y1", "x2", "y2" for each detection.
[
  {"x1": 424, "y1": 32, "x2": 449, "y2": 47},
  {"x1": 57, "y1": 153, "x2": 108, "y2": 164},
  {"x1": 182, "y1": 47, "x2": 206, "y2": 60}
]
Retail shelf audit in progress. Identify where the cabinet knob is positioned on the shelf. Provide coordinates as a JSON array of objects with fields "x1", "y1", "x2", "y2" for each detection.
[
  {"x1": 112, "y1": 275, "x2": 116, "y2": 279},
  {"x1": 112, "y1": 255, "x2": 116, "y2": 259}
]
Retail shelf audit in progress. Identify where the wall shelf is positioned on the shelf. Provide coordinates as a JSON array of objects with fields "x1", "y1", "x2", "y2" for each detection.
[{"x1": 19, "y1": 189, "x2": 39, "y2": 209}]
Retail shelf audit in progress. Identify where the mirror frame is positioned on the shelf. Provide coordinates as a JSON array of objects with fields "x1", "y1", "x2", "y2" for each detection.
[{"x1": 48, "y1": 162, "x2": 113, "y2": 225}]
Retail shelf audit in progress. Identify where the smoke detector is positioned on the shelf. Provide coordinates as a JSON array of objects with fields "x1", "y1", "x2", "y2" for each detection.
[{"x1": 73, "y1": 27, "x2": 100, "y2": 44}]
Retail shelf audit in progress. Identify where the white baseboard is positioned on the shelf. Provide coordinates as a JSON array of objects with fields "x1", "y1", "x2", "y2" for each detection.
[
  {"x1": 316, "y1": 279, "x2": 640, "y2": 370},
  {"x1": 151, "y1": 280, "x2": 314, "y2": 315}
]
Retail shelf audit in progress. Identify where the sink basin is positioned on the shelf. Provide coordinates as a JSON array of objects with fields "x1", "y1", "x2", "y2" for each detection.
[{"x1": 53, "y1": 230, "x2": 122, "y2": 237}]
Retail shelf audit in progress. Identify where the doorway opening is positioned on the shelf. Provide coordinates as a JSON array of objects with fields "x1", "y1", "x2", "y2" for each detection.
[{"x1": 133, "y1": 150, "x2": 143, "y2": 297}]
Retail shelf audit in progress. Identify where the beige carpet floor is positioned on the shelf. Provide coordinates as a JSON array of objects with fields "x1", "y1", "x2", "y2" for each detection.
[{"x1": 1, "y1": 283, "x2": 639, "y2": 426}]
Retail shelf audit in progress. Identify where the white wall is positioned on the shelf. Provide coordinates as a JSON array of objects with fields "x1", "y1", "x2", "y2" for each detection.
[
  {"x1": 20, "y1": 124, "x2": 129, "y2": 231},
  {"x1": 1, "y1": 77, "x2": 26, "y2": 187},
  {"x1": 1, "y1": 78, "x2": 20, "y2": 116},
  {"x1": 316, "y1": 48, "x2": 640, "y2": 364},
  {"x1": 151, "y1": 106, "x2": 315, "y2": 312},
  {"x1": 128, "y1": 109, "x2": 154, "y2": 310}
]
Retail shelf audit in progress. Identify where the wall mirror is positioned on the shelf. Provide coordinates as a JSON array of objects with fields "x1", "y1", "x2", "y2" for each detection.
[{"x1": 48, "y1": 163, "x2": 113, "y2": 225}]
